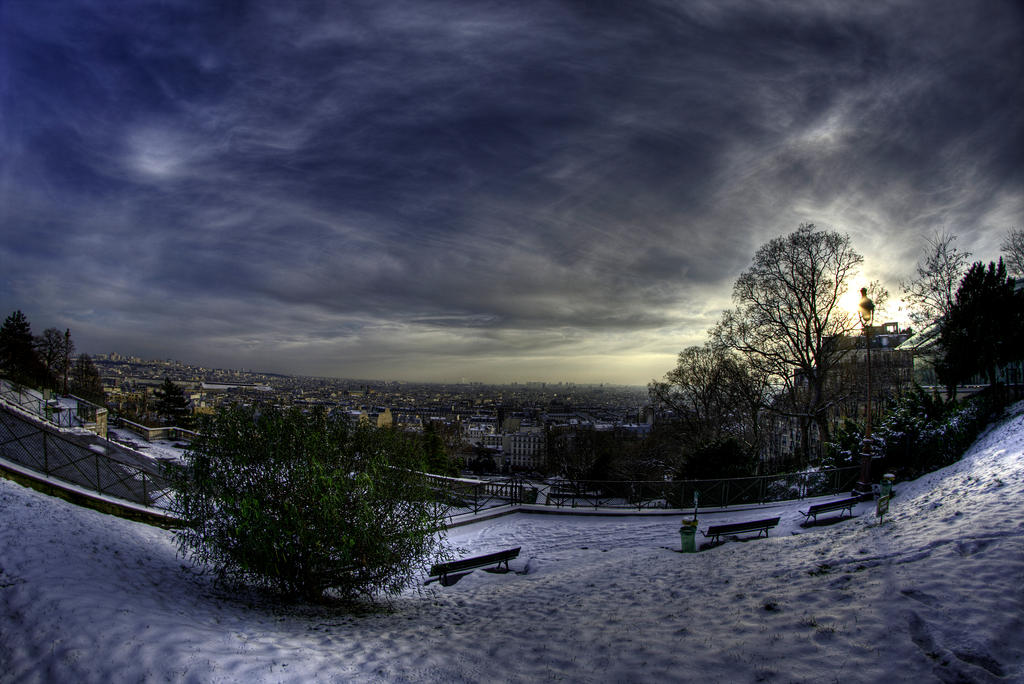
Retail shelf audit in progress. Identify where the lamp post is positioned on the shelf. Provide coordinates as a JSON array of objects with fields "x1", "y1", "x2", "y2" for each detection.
[{"x1": 856, "y1": 287, "x2": 875, "y2": 497}]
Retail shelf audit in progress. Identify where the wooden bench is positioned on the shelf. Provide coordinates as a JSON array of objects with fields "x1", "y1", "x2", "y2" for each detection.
[
  {"x1": 427, "y1": 547, "x2": 521, "y2": 586},
  {"x1": 800, "y1": 496, "x2": 861, "y2": 524},
  {"x1": 702, "y1": 517, "x2": 780, "y2": 544}
]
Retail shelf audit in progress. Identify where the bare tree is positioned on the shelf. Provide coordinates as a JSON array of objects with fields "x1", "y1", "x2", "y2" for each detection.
[
  {"x1": 650, "y1": 345, "x2": 763, "y2": 447},
  {"x1": 69, "y1": 353, "x2": 104, "y2": 405},
  {"x1": 712, "y1": 224, "x2": 863, "y2": 464},
  {"x1": 900, "y1": 232, "x2": 971, "y2": 331},
  {"x1": 1001, "y1": 228, "x2": 1024, "y2": 278},
  {"x1": 649, "y1": 343, "x2": 768, "y2": 476},
  {"x1": 35, "y1": 328, "x2": 74, "y2": 394},
  {"x1": 650, "y1": 345, "x2": 734, "y2": 448}
]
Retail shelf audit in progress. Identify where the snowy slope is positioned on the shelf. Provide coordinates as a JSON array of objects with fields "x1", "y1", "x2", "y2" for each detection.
[{"x1": 2, "y1": 403, "x2": 1023, "y2": 683}]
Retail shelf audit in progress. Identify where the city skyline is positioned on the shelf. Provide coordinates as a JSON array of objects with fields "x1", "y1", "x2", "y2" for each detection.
[
  {"x1": 2, "y1": 1, "x2": 1022, "y2": 385},
  {"x1": 90, "y1": 350, "x2": 647, "y2": 389}
]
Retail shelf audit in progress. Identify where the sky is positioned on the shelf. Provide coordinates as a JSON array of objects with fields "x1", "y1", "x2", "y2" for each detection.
[{"x1": 1, "y1": 0, "x2": 1022, "y2": 385}]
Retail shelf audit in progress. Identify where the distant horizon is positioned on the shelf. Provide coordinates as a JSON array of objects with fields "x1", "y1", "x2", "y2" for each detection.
[{"x1": 86, "y1": 349, "x2": 651, "y2": 389}]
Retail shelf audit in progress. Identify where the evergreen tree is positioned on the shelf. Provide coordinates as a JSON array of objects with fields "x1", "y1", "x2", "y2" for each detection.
[
  {"x1": 422, "y1": 421, "x2": 458, "y2": 476},
  {"x1": 69, "y1": 353, "x2": 105, "y2": 405},
  {"x1": 154, "y1": 376, "x2": 191, "y2": 426},
  {"x1": 0, "y1": 310, "x2": 51, "y2": 388},
  {"x1": 937, "y1": 259, "x2": 1024, "y2": 394}
]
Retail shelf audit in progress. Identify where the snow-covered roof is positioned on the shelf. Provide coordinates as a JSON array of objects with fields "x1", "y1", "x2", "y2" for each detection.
[{"x1": 896, "y1": 320, "x2": 940, "y2": 352}]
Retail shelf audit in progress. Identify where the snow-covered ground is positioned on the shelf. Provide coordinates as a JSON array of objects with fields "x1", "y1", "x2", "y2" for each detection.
[{"x1": 2, "y1": 403, "x2": 1023, "y2": 683}]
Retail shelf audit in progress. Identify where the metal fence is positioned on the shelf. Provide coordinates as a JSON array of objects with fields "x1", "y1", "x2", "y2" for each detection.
[
  {"x1": 0, "y1": 380, "x2": 105, "y2": 430},
  {"x1": 425, "y1": 475, "x2": 527, "y2": 515},
  {"x1": 2, "y1": 379, "x2": 859, "y2": 519},
  {"x1": 0, "y1": 404, "x2": 174, "y2": 510},
  {"x1": 425, "y1": 466, "x2": 861, "y2": 515},
  {"x1": 540, "y1": 468, "x2": 860, "y2": 510}
]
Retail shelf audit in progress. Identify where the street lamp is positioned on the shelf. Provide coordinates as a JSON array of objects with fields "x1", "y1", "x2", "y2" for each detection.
[{"x1": 856, "y1": 287, "x2": 875, "y2": 497}]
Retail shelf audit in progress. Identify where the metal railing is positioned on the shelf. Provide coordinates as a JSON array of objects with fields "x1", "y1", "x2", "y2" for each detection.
[
  {"x1": 425, "y1": 466, "x2": 860, "y2": 515},
  {"x1": 540, "y1": 468, "x2": 860, "y2": 510},
  {"x1": 0, "y1": 380, "x2": 106, "y2": 431},
  {"x1": 425, "y1": 475, "x2": 527, "y2": 515},
  {"x1": 2, "y1": 378, "x2": 859, "y2": 519},
  {"x1": 0, "y1": 403, "x2": 174, "y2": 510}
]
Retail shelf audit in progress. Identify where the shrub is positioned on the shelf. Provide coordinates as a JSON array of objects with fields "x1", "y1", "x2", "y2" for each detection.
[
  {"x1": 169, "y1": 404, "x2": 449, "y2": 601},
  {"x1": 836, "y1": 386, "x2": 1009, "y2": 481},
  {"x1": 824, "y1": 418, "x2": 864, "y2": 469}
]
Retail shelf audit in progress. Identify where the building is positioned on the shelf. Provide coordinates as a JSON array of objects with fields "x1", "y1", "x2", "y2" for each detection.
[
  {"x1": 503, "y1": 426, "x2": 546, "y2": 471},
  {"x1": 761, "y1": 321, "x2": 912, "y2": 467}
]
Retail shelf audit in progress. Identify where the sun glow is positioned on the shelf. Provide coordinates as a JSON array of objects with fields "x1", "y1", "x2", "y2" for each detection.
[{"x1": 840, "y1": 277, "x2": 872, "y2": 319}]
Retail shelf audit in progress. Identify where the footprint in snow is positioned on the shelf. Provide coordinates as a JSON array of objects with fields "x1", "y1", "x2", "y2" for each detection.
[
  {"x1": 899, "y1": 588, "x2": 941, "y2": 608},
  {"x1": 908, "y1": 611, "x2": 1006, "y2": 679},
  {"x1": 955, "y1": 538, "x2": 996, "y2": 557}
]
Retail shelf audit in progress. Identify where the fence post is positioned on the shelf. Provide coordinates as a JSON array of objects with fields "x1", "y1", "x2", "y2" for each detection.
[
  {"x1": 95, "y1": 451, "x2": 102, "y2": 494},
  {"x1": 42, "y1": 430, "x2": 49, "y2": 473}
]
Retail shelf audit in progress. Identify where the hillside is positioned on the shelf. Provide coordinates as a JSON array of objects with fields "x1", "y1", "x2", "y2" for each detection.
[{"x1": 2, "y1": 403, "x2": 1023, "y2": 683}]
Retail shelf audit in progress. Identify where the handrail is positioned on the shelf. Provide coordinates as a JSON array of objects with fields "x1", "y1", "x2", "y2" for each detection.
[
  {"x1": 423, "y1": 466, "x2": 860, "y2": 515},
  {"x1": 0, "y1": 400, "x2": 174, "y2": 511},
  {"x1": 0, "y1": 379, "x2": 108, "y2": 432},
  {"x1": 3, "y1": 379, "x2": 860, "y2": 520}
]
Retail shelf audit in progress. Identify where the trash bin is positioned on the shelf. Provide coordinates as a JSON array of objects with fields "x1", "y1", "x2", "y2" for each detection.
[
  {"x1": 680, "y1": 520, "x2": 698, "y2": 553},
  {"x1": 881, "y1": 473, "x2": 895, "y2": 498}
]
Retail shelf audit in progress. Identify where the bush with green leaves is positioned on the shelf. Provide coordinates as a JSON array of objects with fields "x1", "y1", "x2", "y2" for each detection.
[
  {"x1": 830, "y1": 387, "x2": 1008, "y2": 481},
  {"x1": 169, "y1": 404, "x2": 449, "y2": 601}
]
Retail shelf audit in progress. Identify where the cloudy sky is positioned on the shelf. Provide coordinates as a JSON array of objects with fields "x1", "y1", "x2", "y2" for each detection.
[{"x1": 1, "y1": 1, "x2": 1021, "y2": 385}]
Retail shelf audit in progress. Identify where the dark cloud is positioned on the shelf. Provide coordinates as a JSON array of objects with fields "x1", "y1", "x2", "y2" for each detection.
[{"x1": 1, "y1": 0, "x2": 1021, "y2": 383}]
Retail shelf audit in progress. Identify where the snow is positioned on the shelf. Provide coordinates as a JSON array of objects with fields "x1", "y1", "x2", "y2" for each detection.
[
  {"x1": 106, "y1": 427, "x2": 187, "y2": 464},
  {"x1": 3, "y1": 404, "x2": 1024, "y2": 683}
]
